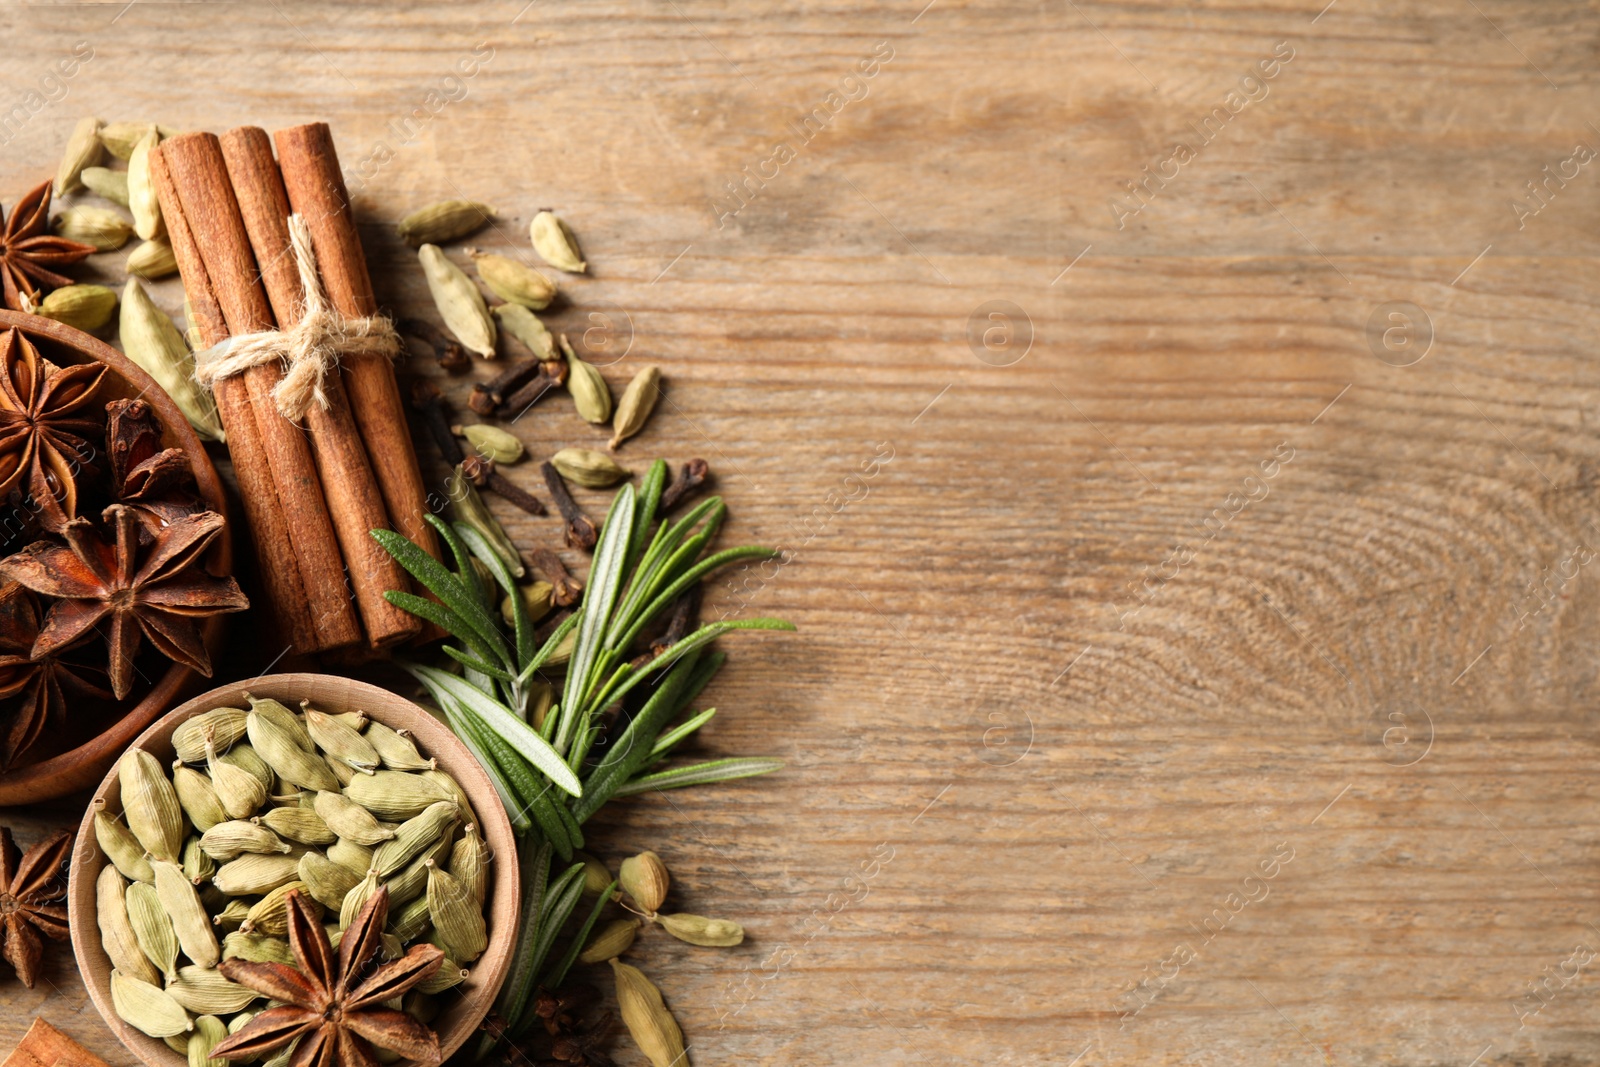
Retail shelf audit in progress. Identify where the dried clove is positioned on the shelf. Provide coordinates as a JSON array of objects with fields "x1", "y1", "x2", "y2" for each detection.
[
  {"x1": 528, "y1": 547, "x2": 583, "y2": 607},
  {"x1": 650, "y1": 586, "x2": 700, "y2": 659},
  {"x1": 409, "y1": 380, "x2": 465, "y2": 466},
  {"x1": 468, "y1": 358, "x2": 543, "y2": 416},
  {"x1": 496, "y1": 359, "x2": 567, "y2": 418},
  {"x1": 659, "y1": 458, "x2": 710, "y2": 512},
  {"x1": 540, "y1": 461, "x2": 598, "y2": 551},
  {"x1": 460, "y1": 455, "x2": 547, "y2": 517},
  {"x1": 398, "y1": 318, "x2": 471, "y2": 372}
]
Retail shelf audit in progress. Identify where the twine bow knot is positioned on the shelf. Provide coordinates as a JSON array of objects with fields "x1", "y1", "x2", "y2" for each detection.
[{"x1": 192, "y1": 213, "x2": 400, "y2": 420}]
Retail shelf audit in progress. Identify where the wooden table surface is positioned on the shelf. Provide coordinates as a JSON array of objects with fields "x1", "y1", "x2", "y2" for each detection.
[{"x1": 1, "y1": 2, "x2": 1598, "y2": 1064}]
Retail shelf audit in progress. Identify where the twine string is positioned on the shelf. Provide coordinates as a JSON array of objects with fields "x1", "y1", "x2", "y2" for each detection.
[{"x1": 192, "y1": 214, "x2": 399, "y2": 420}]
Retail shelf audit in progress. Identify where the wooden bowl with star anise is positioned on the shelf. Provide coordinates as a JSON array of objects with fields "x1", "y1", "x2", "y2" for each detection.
[
  {"x1": 0, "y1": 310, "x2": 236, "y2": 805},
  {"x1": 67, "y1": 673, "x2": 520, "y2": 1067}
]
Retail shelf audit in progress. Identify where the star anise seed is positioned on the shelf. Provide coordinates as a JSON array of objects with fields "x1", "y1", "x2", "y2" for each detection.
[
  {"x1": 0, "y1": 581, "x2": 112, "y2": 769},
  {"x1": 211, "y1": 888, "x2": 444, "y2": 1067},
  {"x1": 0, "y1": 503, "x2": 248, "y2": 700},
  {"x1": 0, "y1": 826, "x2": 71, "y2": 988},
  {"x1": 0, "y1": 328, "x2": 106, "y2": 532},
  {"x1": 0, "y1": 182, "x2": 94, "y2": 313}
]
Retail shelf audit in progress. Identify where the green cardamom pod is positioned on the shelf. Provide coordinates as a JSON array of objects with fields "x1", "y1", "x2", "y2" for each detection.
[
  {"x1": 656, "y1": 912, "x2": 745, "y2": 947},
  {"x1": 55, "y1": 117, "x2": 103, "y2": 196},
  {"x1": 110, "y1": 972, "x2": 192, "y2": 1038},
  {"x1": 397, "y1": 200, "x2": 495, "y2": 247},
  {"x1": 212, "y1": 853, "x2": 301, "y2": 897},
  {"x1": 298, "y1": 851, "x2": 361, "y2": 910},
  {"x1": 387, "y1": 893, "x2": 431, "y2": 942},
  {"x1": 457, "y1": 423, "x2": 524, "y2": 464},
  {"x1": 247, "y1": 707, "x2": 338, "y2": 792},
  {"x1": 119, "y1": 280, "x2": 223, "y2": 441},
  {"x1": 304, "y1": 706, "x2": 380, "y2": 774},
  {"x1": 618, "y1": 851, "x2": 669, "y2": 913},
  {"x1": 181, "y1": 835, "x2": 216, "y2": 885},
  {"x1": 173, "y1": 709, "x2": 248, "y2": 764},
  {"x1": 564, "y1": 343, "x2": 612, "y2": 424},
  {"x1": 100, "y1": 121, "x2": 177, "y2": 160},
  {"x1": 36, "y1": 284, "x2": 118, "y2": 332},
  {"x1": 120, "y1": 748, "x2": 183, "y2": 863},
  {"x1": 313, "y1": 791, "x2": 396, "y2": 846},
  {"x1": 419, "y1": 244, "x2": 495, "y2": 357},
  {"x1": 578, "y1": 918, "x2": 638, "y2": 964},
  {"x1": 327, "y1": 837, "x2": 374, "y2": 877},
  {"x1": 95, "y1": 810, "x2": 154, "y2": 883},
  {"x1": 242, "y1": 881, "x2": 320, "y2": 938},
  {"x1": 529, "y1": 210, "x2": 586, "y2": 273},
  {"x1": 371, "y1": 801, "x2": 458, "y2": 877},
  {"x1": 470, "y1": 251, "x2": 555, "y2": 309},
  {"x1": 385, "y1": 834, "x2": 452, "y2": 909},
  {"x1": 344, "y1": 770, "x2": 453, "y2": 821},
  {"x1": 221, "y1": 930, "x2": 294, "y2": 965},
  {"x1": 447, "y1": 823, "x2": 487, "y2": 905},
  {"x1": 573, "y1": 851, "x2": 614, "y2": 897},
  {"x1": 210, "y1": 899, "x2": 251, "y2": 930},
  {"x1": 172, "y1": 764, "x2": 227, "y2": 833},
  {"x1": 127, "y1": 126, "x2": 163, "y2": 241},
  {"x1": 257, "y1": 806, "x2": 334, "y2": 846},
  {"x1": 610, "y1": 960, "x2": 684, "y2": 1067},
  {"x1": 188, "y1": 1014, "x2": 229, "y2": 1067},
  {"x1": 206, "y1": 745, "x2": 266, "y2": 822},
  {"x1": 424, "y1": 860, "x2": 486, "y2": 963},
  {"x1": 166, "y1": 965, "x2": 258, "y2": 1015},
  {"x1": 500, "y1": 582, "x2": 554, "y2": 629},
  {"x1": 200, "y1": 821, "x2": 290, "y2": 861},
  {"x1": 53, "y1": 205, "x2": 132, "y2": 251},
  {"x1": 363, "y1": 722, "x2": 435, "y2": 773},
  {"x1": 98, "y1": 865, "x2": 161, "y2": 985},
  {"x1": 340, "y1": 868, "x2": 382, "y2": 930},
  {"x1": 151, "y1": 857, "x2": 219, "y2": 969},
  {"x1": 550, "y1": 447, "x2": 631, "y2": 488},
  {"x1": 609, "y1": 365, "x2": 661, "y2": 449},
  {"x1": 81, "y1": 166, "x2": 130, "y2": 208},
  {"x1": 128, "y1": 881, "x2": 180, "y2": 984},
  {"x1": 490, "y1": 303, "x2": 553, "y2": 359}
]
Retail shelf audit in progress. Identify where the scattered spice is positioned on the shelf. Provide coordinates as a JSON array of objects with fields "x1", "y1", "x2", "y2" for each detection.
[
  {"x1": 497, "y1": 359, "x2": 566, "y2": 417},
  {"x1": 541, "y1": 461, "x2": 598, "y2": 551},
  {"x1": 527, "y1": 546, "x2": 583, "y2": 607},
  {"x1": 0, "y1": 582, "x2": 111, "y2": 768},
  {"x1": 55, "y1": 117, "x2": 103, "y2": 197},
  {"x1": 659, "y1": 458, "x2": 710, "y2": 513},
  {"x1": 0, "y1": 826, "x2": 71, "y2": 988},
  {"x1": 608, "y1": 365, "x2": 660, "y2": 450},
  {"x1": 0, "y1": 327, "x2": 107, "y2": 531},
  {"x1": 468, "y1": 357, "x2": 543, "y2": 416},
  {"x1": 419, "y1": 243, "x2": 495, "y2": 358},
  {"x1": 469, "y1": 250, "x2": 555, "y2": 310},
  {"x1": 409, "y1": 380, "x2": 465, "y2": 467},
  {"x1": 0, "y1": 505, "x2": 247, "y2": 699},
  {"x1": 529, "y1": 211, "x2": 586, "y2": 274},
  {"x1": 461, "y1": 455, "x2": 547, "y2": 517},
  {"x1": 211, "y1": 888, "x2": 445, "y2": 1067},
  {"x1": 398, "y1": 318, "x2": 471, "y2": 373},
  {"x1": 397, "y1": 199, "x2": 495, "y2": 248},
  {"x1": 0, "y1": 181, "x2": 95, "y2": 312}
]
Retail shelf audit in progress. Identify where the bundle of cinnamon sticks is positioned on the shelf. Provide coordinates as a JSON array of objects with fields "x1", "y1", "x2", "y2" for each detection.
[{"x1": 152, "y1": 123, "x2": 439, "y2": 654}]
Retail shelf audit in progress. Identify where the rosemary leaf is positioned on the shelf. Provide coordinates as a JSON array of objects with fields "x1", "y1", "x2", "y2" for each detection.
[{"x1": 615, "y1": 757, "x2": 786, "y2": 797}]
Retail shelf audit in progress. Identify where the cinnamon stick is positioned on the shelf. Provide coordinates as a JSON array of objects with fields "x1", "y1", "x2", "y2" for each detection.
[
  {"x1": 219, "y1": 126, "x2": 419, "y2": 649},
  {"x1": 149, "y1": 145, "x2": 319, "y2": 652},
  {"x1": 273, "y1": 123, "x2": 441, "y2": 566},
  {"x1": 156, "y1": 132, "x2": 362, "y2": 653}
]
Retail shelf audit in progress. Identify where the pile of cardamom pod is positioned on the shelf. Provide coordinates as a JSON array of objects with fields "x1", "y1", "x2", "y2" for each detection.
[{"x1": 93, "y1": 695, "x2": 488, "y2": 1065}]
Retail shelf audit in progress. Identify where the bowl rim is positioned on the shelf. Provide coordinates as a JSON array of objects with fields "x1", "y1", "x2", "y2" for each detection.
[
  {"x1": 66, "y1": 672, "x2": 521, "y2": 1067},
  {"x1": 0, "y1": 309, "x2": 233, "y2": 804}
]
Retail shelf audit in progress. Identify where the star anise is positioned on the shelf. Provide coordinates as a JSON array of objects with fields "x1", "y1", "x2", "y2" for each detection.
[
  {"x1": 0, "y1": 581, "x2": 112, "y2": 769},
  {"x1": 0, "y1": 181, "x2": 94, "y2": 313},
  {"x1": 0, "y1": 826, "x2": 71, "y2": 989},
  {"x1": 106, "y1": 398, "x2": 200, "y2": 541},
  {"x1": 0, "y1": 327, "x2": 106, "y2": 532},
  {"x1": 0, "y1": 503, "x2": 248, "y2": 700},
  {"x1": 211, "y1": 888, "x2": 444, "y2": 1067}
]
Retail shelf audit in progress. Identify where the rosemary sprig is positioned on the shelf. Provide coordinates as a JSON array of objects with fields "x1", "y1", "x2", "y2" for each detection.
[{"x1": 371, "y1": 458, "x2": 793, "y2": 1046}]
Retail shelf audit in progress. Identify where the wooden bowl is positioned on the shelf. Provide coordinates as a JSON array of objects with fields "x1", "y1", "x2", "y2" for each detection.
[
  {"x1": 0, "y1": 309, "x2": 233, "y2": 804},
  {"x1": 66, "y1": 673, "x2": 521, "y2": 1067}
]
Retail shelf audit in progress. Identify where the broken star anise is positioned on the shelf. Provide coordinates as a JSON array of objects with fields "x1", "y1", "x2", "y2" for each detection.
[
  {"x1": 0, "y1": 327, "x2": 106, "y2": 533},
  {"x1": 0, "y1": 826, "x2": 71, "y2": 989},
  {"x1": 0, "y1": 581, "x2": 112, "y2": 769},
  {"x1": 0, "y1": 503, "x2": 248, "y2": 701},
  {"x1": 211, "y1": 888, "x2": 444, "y2": 1067},
  {"x1": 0, "y1": 181, "x2": 94, "y2": 313},
  {"x1": 106, "y1": 397, "x2": 200, "y2": 541}
]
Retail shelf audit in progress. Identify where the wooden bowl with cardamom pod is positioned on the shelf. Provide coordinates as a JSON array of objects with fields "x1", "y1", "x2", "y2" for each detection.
[
  {"x1": 66, "y1": 673, "x2": 521, "y2": 1067},
  {"x1": 0, "y1": 310, "x2": 233, "y2": 805}
]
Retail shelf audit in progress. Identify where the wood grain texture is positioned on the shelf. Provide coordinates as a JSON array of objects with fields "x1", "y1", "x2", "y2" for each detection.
[{"x1": 1, "y1": 1, "x2": 1598, "y2": 1064}]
